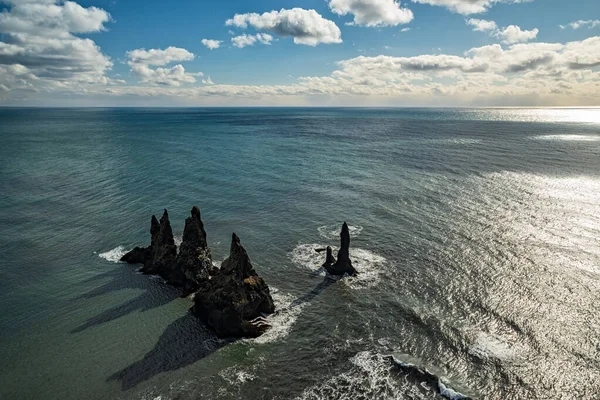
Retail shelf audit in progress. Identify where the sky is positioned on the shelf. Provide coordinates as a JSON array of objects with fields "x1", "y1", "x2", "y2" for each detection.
[{"x1": 0, "y1": 0, "x2": 599, "y2": 106}]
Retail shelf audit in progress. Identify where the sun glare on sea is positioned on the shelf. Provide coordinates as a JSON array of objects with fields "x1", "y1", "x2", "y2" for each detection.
[{"x1": 539, "y1": 108, "x2": 600, "y2": 123}]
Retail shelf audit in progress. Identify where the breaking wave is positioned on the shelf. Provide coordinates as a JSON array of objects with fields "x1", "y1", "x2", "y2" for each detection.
[
  {"x1": 295, "y1": 351, "x2": 470, "y2": 400},
  {"x1": 246, "y1": 288, "x2": 306, "y2": 344},
  {"x1": 98, "y1": 246, "x2": 128, "y2": 263}
]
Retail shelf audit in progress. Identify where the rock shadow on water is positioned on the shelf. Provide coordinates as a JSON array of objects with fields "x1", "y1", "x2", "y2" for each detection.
[
  {"x1": 108, "y1": 311, "x2": 229, "y2": 391},
  {"x1": 71, "y1": 267, "x2": 181, "y2": 333},
  {"x1": 289, "y1": 278, "x2": 335, "y2": 309}
]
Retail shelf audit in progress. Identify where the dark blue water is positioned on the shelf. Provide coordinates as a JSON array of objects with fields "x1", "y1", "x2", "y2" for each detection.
[{"x1": 1, "y1": 108, "x2": 599, "y2": 400}]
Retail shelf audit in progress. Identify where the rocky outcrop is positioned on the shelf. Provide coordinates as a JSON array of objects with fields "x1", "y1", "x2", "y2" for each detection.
[
  {"x1": 172, "y1": 206, "x2": 216, "y2": 295},
  {"x1": 323, "y1": 222, "x2": 358, "y2": 276},
  {"x1": 192, "y1": 233, "x2": 275, "y2": 338},
  {"x1": 121, "y1": 210, "x2": 178, "y2": 280},
  {"x1": 144, "y1": 211, "x2": 177, "y2": 276},
  {"x1": 120, "y1": 208, "x2": 214, "y2": 290}
]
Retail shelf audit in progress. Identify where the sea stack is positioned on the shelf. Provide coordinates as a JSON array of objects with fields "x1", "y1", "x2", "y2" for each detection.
[
  {"x1": 172, "y1": 206, "x2": 217, "y2": 295},
  {"x1": 192, "y1": 233, "x2": 275, "y2": 338},
  {"x1": 323, "y1": 222, "x2": 358, "y2": 276},
  {"x1": 120, "y1": 207, "x2": 217, "y2": 290},
  {"x1": 121, "y1": 209, "x2": 177, "y2": 278}
]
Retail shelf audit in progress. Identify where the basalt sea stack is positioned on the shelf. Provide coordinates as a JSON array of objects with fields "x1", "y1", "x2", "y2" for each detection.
[
  {"x1": 172, "y1": 206, "x2": 217, "y2": 295},
  {"x1": 120, "y1": 207, "x2": 215, "y2": 291},
  {"x1": 192, "y1": 233, "x2": 275, "y2": 338},
  {"x1": 322, "y1": 222, "x2": 358, "y2": 276},
  {"x1": 121, "y1": 209, "x2": 177, "y2": 279}
]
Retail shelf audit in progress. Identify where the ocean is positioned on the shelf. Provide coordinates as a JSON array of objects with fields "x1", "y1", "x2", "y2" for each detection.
[{"x1": 0, "y1": 107, "x2": 599, "y2": 399}]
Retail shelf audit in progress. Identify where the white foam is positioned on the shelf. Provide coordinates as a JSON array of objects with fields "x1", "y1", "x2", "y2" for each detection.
[
  {"x1": 98, "y1": 246, "x2": 128, "y2": 263},
  {"x1": 219, "y1": 366, "x2": 257, "y2": 385},
  {"x1": 289, "y1": 244, "x2": 388, "y2": 289},
  {"x1": 247, "y1": 288, "x2": 306, "y2": 344},
  {"x1": 318, "y1": 224, "x2": 363, "y2": 239},
  {"x1": 295, "y1": 351, "x2": 425, "y2": 400},
  {"x1": 439, "y1": 381, "x2": 469, "y2": 400},
  {"x1": 533, "y1": 134, "x2": 599, "y2": 142},
  {"x1": 174, "y1": 235, "x2": 182, "y2": 248},
  {"x1": 468, "y1": 332, "x2": 521, "y2": 362}
]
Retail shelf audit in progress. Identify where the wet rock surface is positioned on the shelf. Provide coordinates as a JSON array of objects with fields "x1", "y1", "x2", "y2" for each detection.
[
  {"x1": 323, "y1": 222, "x2": 358, "y2": 276},
  {"x1": 192, "y1": 233, "x2": 275, "y2": 338}
]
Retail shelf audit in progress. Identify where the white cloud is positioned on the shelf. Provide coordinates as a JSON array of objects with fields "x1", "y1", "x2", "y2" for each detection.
[
  {"x1": 496, "y1": 25, "x2": 538, "y2": 44},
  {"x1": 231, "y1": 33, "x2": 273, "y2": 48},
  {"x1": 89, "y1": 36, "x2": 600, "y2": 107},
  {"x1": 328, "y1": 0, "x2": 413, "y2": 27},
  {"x1": 466, "y1": 19, "x2": 538, "y2": 44},
  {"x1": 0, "y1": 0, "x2": 115, "y2": 93},
  {"x1": 126, "y1": 47, "x2": 201, "y2": 86},
  {"x1": 411, "y1": 0, "x2": 529, "y2": 15},
  {"x1": 201, "y1": 39, "x2": 222, "y2": 50},
  {"x1": 400, "y1": 27, "x2": 411, "y2": 32},
  {"x1": 466, "y1": 18, "x2": 497, "y2": 32},
  {"x1": 226, "y1": 8, "x2": 342, "y2": 46},
  {"x1": 560, "y1": 20, "x2": 600, "y2": 30},
  {"x1": 202, "y1": 76, "x2": 214, "y2": 85}
]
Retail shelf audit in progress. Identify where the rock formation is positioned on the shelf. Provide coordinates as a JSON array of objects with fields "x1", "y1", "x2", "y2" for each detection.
[
  {"x1": 192, "y1": 233, "x2": 275, "y2": 338},
  {"x1": 120, "y1": 207, "x2": 215, "y2": 291},
  {"x1": 120, "y1": 210, "x2": 177, "y2": 279},
  {"x1": 171, "y1": 206, "x2": 216, "y2": 295},
  {"x1": 322, "y1": 222, "x2": 358, "y2": 276}
]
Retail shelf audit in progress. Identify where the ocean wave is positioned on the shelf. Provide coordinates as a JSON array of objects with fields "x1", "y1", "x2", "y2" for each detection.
[
  {"x1": 389, "y1": 355, "x2": 472, "y2": 400},
  {"x1": 289, "y1": 243, "x2": 387, "y2": 289},
  {"x1": 296, "y1": 351, "x2": 429, "y2": 400},
  {"x1": 98, "y1": 246, "x2": 128, "y2": 263},
  {"x1": 318, "y1": 224, "x2": 363, "y2": 239},
  {"x1": 219, "y1": 366, "x2": 257, "y2": 385},
  {"x1": 246, "y1": 288, "x2": 306, "y2": 344}
]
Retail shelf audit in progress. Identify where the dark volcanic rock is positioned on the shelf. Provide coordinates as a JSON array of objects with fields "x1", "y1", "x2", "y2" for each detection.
[
  {"x1": 322, "y1": 246, "x2": 336, "y2": 269},
  {"x1": 120, "y1": 246, "x2": 149, "y2": 264},
  {"x1": 120, "y1": 209, "x2": 177, "y2": 280},
  {"x1": 144, "y1": 210, "x2": 177, "y2": 275},
  {"x1": 172, "y1": 206, "x2": 217, "y2": 295},
  {"x1": 192, "y1": 233, "x2": 275, "y2": 338},
  {"x1": 323, "y1": 222, "x2": 358, "y2": 276}
]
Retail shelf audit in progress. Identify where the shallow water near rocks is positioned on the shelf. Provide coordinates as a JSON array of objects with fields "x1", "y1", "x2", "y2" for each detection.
[{"x1": 0, "y1": 107, "x2": 599, "y2": 399}]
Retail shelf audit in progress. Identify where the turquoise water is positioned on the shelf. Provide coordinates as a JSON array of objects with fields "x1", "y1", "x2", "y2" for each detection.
[{"x1": 0, "y1": 108, "x2": 599, "y2": 399}]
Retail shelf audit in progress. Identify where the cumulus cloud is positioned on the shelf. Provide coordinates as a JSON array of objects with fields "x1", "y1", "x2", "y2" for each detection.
[
  {"x1": 411, "y1": 0, "x2": 529, "y2": 15},
  {"x1": 126, "y1": 47, "x2": 201, "y2": 86},
  {"x1": 560, "y1": 20, "x2": 600, "y2": 30},
  {"x1": 231, "y1": 33, "x2": 273, "y2": 48},
  {"x1": 226, "y1": 8, "x2": 342, "y2": 46},
  {"x1": 328, "y1": 0, "x2": 413, "y2": 27},
  {"x1": 89, "y1": 36, "x2": 600, "y2": 107},
  {"x1": 201, "y1": 39, "x2": 222, "y2": 50},
  {"x1": 496, "y1": 25, "x2": 538, "y2": 44},
  {"x1": 466, "y1": 18, "x2": 497, "y2": 32},
  {"x1": 0, "y1": 0, "x2": 115, "y2": 93},
  {"x1": 467, "y1": 19, "x2": 538, "y2": 44}
]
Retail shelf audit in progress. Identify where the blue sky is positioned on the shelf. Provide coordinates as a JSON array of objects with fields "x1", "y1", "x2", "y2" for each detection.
[{"x1": 0, "y1": 0, "x2": 599, "y2": 106}]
